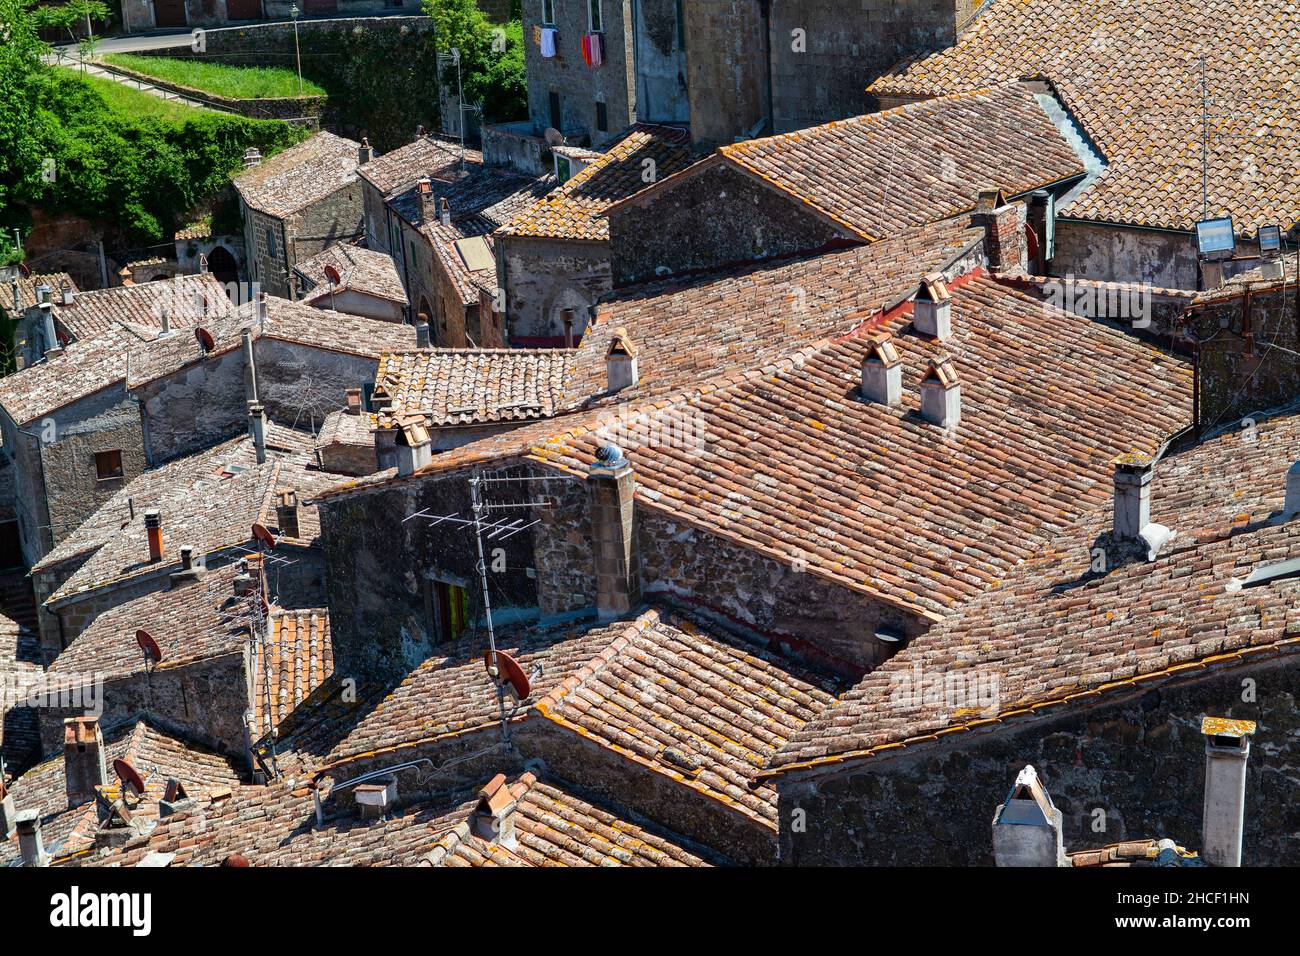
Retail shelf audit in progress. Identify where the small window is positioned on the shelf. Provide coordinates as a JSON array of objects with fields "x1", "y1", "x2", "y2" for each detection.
[
  {"x1": 266, "y1": 227, "x2": 277, "y2": 258},
  {"x1": 95, "y1": 450, "x2": 124, "y2": 481},
  {"x1": 542, "y1": 0, "x2": 556, "y2": 25},
  {"x1": 596, "y1": 100, "x2": 608, "y2": 132},
  {"x1": 588, "y1": 0, "x2": 602, "y2": 32},
  {"x1": 429, "y1": 579, "x2": 470, "y2": 643}
]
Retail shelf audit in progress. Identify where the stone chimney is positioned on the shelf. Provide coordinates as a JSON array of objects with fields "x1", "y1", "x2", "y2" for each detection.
[
  {"x1": 243, "y1": 147, "x2": 263, "y2": 169},
  {"x1": 34, "y1": 283, "x2": 50, "y2": 305},
  {"x1": 606, "y1": 327, "x2": 639, "y2": 393},
  {"x1": 144, "y1": 509, "x2": 164, "y2": 563},
  {"x1": 1285, "y1": 459, "x2": 1300, "y2": 517},
  {"x1": 912, "y1": 273, "x2": 952, "y2": 340},
  {"x1": 919, "y1": 359, "x2": 961, "y2": 427},
  {"x1": 414, "y1": 124, "x2": 426, "y2": 141},
  {"x1": 561, "y1": 308, "x2": 576, "y2": 348},
  {"x1": 971, "y1": 188, "x2": 1026, "y2": 274},
  {"x1": 472, "y1": 773, "x2": 519, "y2": 848},
  {"x1": 256, "y1": 290, "x2": 270, "y2": 327},
  {"x1": 1026, "y1": 189, "x2": 1052, "y2": 274},
  {"x1": 345, "y1": 387, "x2": 362, "y2": 415},
  {"x1": 415, "y1": 314, "x2": 431, "y2": 348},
  {"x1": 992, "y1": 765, "x2": 1066, "y2": 867},
  {"x1": 860, "y1": 332, "x2": 902, "y2": 407},
  {"x1": 64, "y1": 717, "x2": 107, "y2": 808},
  {"x1": 588, "y1": 444, "x2": 641, "y2": 620},
  {"x1": 439, "y1": 197, "x2": 452, "y2": 228},
  {"x1": 16, "y1": 809, "x2": 48, "y2": 866},
  {"x1": 247, "y1": 401, "x2": 267, "y2": 464},
  {"x1": 276, "y1": 488, "x2": 300, "y2": 539},
  {"x1": 170, "y1": 545, "x2": 204, "y2": 587},
  {"x1": 416, "y1": 178, "x2": 433, "y2": 222},
  {"x1": 160, "y1": 305, "x2": 173, "y2": 335},
  {"x1": 358, "y1": 137, "x2": 375, "y2": 165},
  {"x1": 355, "y1": 778, "x2": 396, "y2": 820},
  {"x1": 395, "y1": 416, "x2": 432, "y2": 477},
  {"x1": 159, "y1": 778, "x2": 195, "y2": 817},
  {"x1": 1112, "y1": 453, "x2": 1153, "y2": 541},
  {"x1": 60, "y1": 285, "x2": 75, "y2": 306},
  {"x1": 1201, "y1": 717, "x2": 1256, "y2": 867}
]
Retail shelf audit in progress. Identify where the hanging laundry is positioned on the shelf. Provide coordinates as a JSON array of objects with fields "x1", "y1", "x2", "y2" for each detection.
[
  {"x1": 532, "y1": 24, "x2": 542, "y2": 46},
  {"x1": 590, "y1": 31, "x2": 604, "y2": 67},
  {"x1": 540, "y1": 27, "x2": 558, "y2": 58},
  {"x1": 581, "y1": 33, "x2": 593, "y2": 67}
]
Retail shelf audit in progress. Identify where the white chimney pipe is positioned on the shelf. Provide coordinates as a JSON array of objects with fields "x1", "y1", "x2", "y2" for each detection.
[
  {"x1": 1285, "y1": 460, "x2": 1300, "y2": 516},
  {"x1": 395, "y1": 417, "x2": 432, "y2": 476},
  {"x1": 861, "y1": 333, "x2": 902, "y2": 406},
  {"x1": 913, "y1": 273, "x2": 952, "y2": 340},
  {"x1": 1201, "y1": 717, "x2": 1255, "y2": 867},
  {"x1": 919, "y1": 359, "x2": 960, "y2": 427},
  {"x1": 1112, "y1": 453, "x2": 1153, "y2": 541},
  {"x1": 606, "y1": 327, "x2": 639, "y2": 393},
  {"x1": 16, "y1": 809, "x2": 48, "y2": 867},
  {"x1": 248, "y1": 402, "x2": 267, "y2": 464}
]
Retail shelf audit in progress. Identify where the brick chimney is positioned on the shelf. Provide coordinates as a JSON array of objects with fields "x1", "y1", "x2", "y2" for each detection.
[
  {"x1": 439, "y1": 197, "x2": 452, "y2": 227},
  {"x1": 860, "y1": 332, "x2": 902, "y2": 406},
  {"x1": 170, "y1": 545, "x2": 204, "y2": 587},
  {"x1": 276, "y1": 488, "x2": 300, "y2": 538},
  {"x1": 992, "y1": 765, "x2": 1066, "y2": 867},
  {"x1": 971, "y1": 188, "x2": 1026, "y2": 274},
  {"x1": 144, "y1": 509, "x2": 164, "y2": 562},
  {"x1": 243, "y1": 147, "x2": 262, "y2": 169},
  {"x1": 16, "y1": 809, "x2": 48, "y2": 866},
  {"x1": 472, "y1": 773, "x2": 519, "y2": 848},
  {"x1": 247, "y1": 401, "x2": 267, "y2": 464},
  {"x1": 1201, "y1": 717, "x2": 1255, "y2": 867},
  {"x1": 345, "y1": 387, "x2": 362, "y2": 415},
  {"x1": 919, "y1": 359, "x2": 961, "y2": 427},
  {"x1": 588, "y1": 444, "x2": 641, "y2": 620},
  {"x1": 606, "y1": 327, "x2": 639, "y2": 393},
  {"x1": 358, "y1": 137, "x2": 375, "y2": 165},
  {"x1": 395, "y1": 416, "x2": 432, "y2": 477},
  {"x1": 912, "y1": 273, "x2": 952, "y2": 340},
  {"x1": 63, "y1": 717, "x2": 107, "y2": 808}
]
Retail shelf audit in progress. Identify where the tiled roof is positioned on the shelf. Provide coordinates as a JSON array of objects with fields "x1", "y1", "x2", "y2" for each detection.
[
  {"x1": 534, "y1": 609, "x2": 843, "y2": 828},
  {"x1": 79, "y1": 770, "x2": 714, "y2": 867},
  {"x1": 43, "y1": 437, "x2": 338, "y2": 606},
  {"x1": 498, "y1": 124, "x2": 694, "y2": 241},
  {"x1": 369, "y1": 349, "x2": 577, "y2": 429},
  {"x1": 1069, "y1": 839, "x2": 1204, "y2": 867},
  {"x1": 1, "y1": 719, "x2": 245, "y2": 866},
  {"x1": 870, "y1": 0, "x2": 1300, "y2": 232},
  {"x1": 316, "y1": 407, "x2": 373, "y2": 450},
  {"x1": 357, "y1": 135, "x2": 481, "y2": 197},
  {"x1": 233, "y1": 131, "x2": 362, "y2": 219},
  {"x1": 53, "y1": 274, "x2": 231, "y2": 342},
  {"x1": 708, "y1": 85, "x2": 1083, "y2": 241},
  {"x1": 0, "y1": 611, "x2": 42, "y2": 774},
  {"x1": 544, "y1": 273, "x2": 1192, "y2": 623},
  {"x1": 3, "y1": 272, "x2": 76, "y2": 314},
  {"x1": 251, "y1": 608, "x2": 333, "y2": 739},
  {"x1": 765, "y1": 411, "x2": 1300, "y2": 776},
  {"x1": 294, "y1": 244, "x2": 408, "y2": 307},
  {"x1": 48, "y1": 563, "x2": 251, "y2": 681},
  {"x1": 563, "y1": 215, "x2": 986, "y2": 408}
]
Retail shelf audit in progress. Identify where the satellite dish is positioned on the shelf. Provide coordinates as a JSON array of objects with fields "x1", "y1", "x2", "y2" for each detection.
[
  {"x1": 195, "y1": 326, "x2": 215, "y2": 353},
  {"x1": 18, "y1": 263, "x2": 30, "y2": 278},
  {"x1": 56, "y1": 329, "x2": 70, "y2": 347},
  {"x1": 251, "y1": 522, "x2": 276, "y2": 549},
  {"x1": 323, "y1": 264, "x2": 342, "y2": 286},
  {"x1": 113, "y1": 758, "x2": 146, "y2": 796},
  {"x1": 543, "y1": 127, "x2": 565, "y2": 148},
  {"x1": 221, "y1": 854, "x2": 251, "y2": 867},
  {"x1": 135, "y1": 628, "x2": 163, "y2": 664},
  {"x1": 484, "y1": 649, "x2": 531, "y2": 699}
]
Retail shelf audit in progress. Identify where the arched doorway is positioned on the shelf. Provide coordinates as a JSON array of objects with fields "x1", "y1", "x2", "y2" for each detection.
[{"x1": 207, "y1": 246, "x2": 239, "y2": 288}]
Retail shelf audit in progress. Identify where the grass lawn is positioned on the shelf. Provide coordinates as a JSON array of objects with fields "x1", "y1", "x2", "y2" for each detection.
[
  {"x1": 101, "y1": 54, "x2": 326, "y2": 100},
  {"x1": 60, "y1": 68, "x2": 212, "y2": 122}
]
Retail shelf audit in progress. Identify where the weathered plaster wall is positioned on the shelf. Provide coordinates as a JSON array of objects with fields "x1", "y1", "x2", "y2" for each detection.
[
  {"x1": 500, "y1": 235, "x2": 609, "y2": 341},
  {"x1": 139, "y1": 348, "x2": 246, "y2": 465},
  {"x1": 254, "y1": 338, "x2": 379, "y2": 430},
  {"x1": 633, "y1": 0, "x2": 689, "y2": 124},
  {"x1": 777, "y1": 656, "x2": 1300, "y2": 865},
  {"x1": 608, "y1": 161, "x2": 849, "y2": 286},
  {"x1": 1054, "y1": 220, "x2": 1199, "y2": 290},
  {"x1": 682, "y1": 0, "x2": 768, "y2": 152}
]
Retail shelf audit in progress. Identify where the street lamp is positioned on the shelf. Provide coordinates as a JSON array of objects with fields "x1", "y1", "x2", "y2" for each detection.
[{"x1": 290, "y1": 5, "x2": 303, "y2": 97}]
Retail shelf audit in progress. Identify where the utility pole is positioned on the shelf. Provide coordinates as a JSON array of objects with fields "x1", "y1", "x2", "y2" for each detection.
[{"x1": 291, "y1": 5, "x2": 303, "y2": 97}]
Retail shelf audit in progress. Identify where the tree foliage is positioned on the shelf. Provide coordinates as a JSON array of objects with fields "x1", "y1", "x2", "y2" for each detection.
[{"x1": 425, "y1": 0, "x2": 527, "y2": 123}]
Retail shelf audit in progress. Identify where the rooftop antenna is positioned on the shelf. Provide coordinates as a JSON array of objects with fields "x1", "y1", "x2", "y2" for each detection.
[{"x1": 436, "y1": 48, "x2": 466, "y2": 175}]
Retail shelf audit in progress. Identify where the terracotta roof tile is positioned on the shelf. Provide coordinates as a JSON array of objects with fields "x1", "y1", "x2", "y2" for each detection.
[
  {"x1": 2, "y1": 272, "x2": 77, "y2": 314},
  {"x1": 357, "y1": 135, "x2": 482, "y2": 197},
  {"x1": 294, "y1": 244, "x2": 408, "y2": 307},
  {"x1": 233, "y1": 131, "x2": 362, "y2": 219}
]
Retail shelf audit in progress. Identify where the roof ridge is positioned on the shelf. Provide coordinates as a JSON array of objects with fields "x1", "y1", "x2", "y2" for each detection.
[{"x1": 532, "y1": 608, "x2": 661, "y2": 716}]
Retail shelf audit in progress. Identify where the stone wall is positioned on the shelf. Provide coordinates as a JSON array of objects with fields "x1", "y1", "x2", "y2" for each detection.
[
  {"x1": 499, "y1": 235, "x2": 608, "y2": 341},
  {"x1": 682, "y1": 0, "x2": 768, "y2": 152},
  {"x1": 608, "y1": 160, "x2": 848, "y2": 286},
  {"x1": 522, "y1": 0, "x2": 636, "y2": 147},
  {"x1": 37, "y1": 650, "x2": 252, "y2": 760},
  {"x1": 90, "y1": 59, "x2": 327, "y2": 124},
  {"x1": 777, "y1": 655, "x2": 1300, "y2": 865},
  {"x1": 633, "y1": 0, "x2": 689, "y2": 124},
  {"x1": 138, "y1": 348, "x2": 246, "y2": 465},
  {"x1": 244, "y1": 206, "x2": 291, "y2": 299}
]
